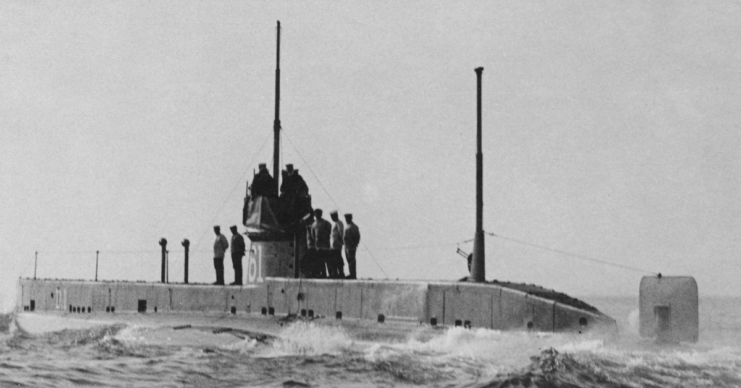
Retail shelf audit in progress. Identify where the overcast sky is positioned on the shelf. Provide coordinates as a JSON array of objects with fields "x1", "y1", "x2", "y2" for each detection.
[{"x1": 2, "y1": 1, "x2": 740, "y2": 310}]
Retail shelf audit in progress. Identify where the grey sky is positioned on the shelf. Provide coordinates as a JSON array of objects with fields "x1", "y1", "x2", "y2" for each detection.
[{"x1": 2, "y1": 1, "x2": 740, "y2": 309}]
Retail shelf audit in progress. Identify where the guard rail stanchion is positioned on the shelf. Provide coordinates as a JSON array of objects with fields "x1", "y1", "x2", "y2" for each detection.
[
  {"x1": 182, "y1": 239, "x2": 190, "y2": 284},
  {"x1": 159, "y1": 238, "x2": 167, "y2": 283}
]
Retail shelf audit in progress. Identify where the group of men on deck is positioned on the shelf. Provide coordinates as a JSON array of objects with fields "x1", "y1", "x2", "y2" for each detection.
[
  {"x1": 213, "y1": 162, "x2": 360, "y2": 284},
  {"x1": 304, "y1": 208, "x2": 360, "y2": 279},
  {"x1": 211, "y1": 224, "x2": 246, "y2": 285}
]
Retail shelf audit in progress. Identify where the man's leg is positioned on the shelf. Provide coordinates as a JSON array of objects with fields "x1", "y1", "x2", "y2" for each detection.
[
  {"x1": 214, "y1": 257, "x2": 224, "y2": 285},
  {"x1": 306, "y1": 249, "x2": 317, "y2": 278},
  {"x1": 322, "y1": 249, "x2": 332, "y2": 278},
  {"x1": 319, "y1": 249, "x2": 328, "y2": 278},
  {"x1": 236, "y1": 255, "x2": 243, "y2": 284},
  {"x1": 300, "y1": 249, "x2": 310, "y2": 277},
  {"x1": 327, "y1": 250, "x2": 335, "y2": 278},
  {"x1": 334, "y1": 249, "x2": 345, "y2": 278},
  {"x1": 345, "y1": 247, "x2": 356, "y2": 279},
  {"x1": 326, "y1": 250, "x2": 336, "y2": 278},
  {"x1": 231, "y1": 254, "x2": 243, "y2": 285}
]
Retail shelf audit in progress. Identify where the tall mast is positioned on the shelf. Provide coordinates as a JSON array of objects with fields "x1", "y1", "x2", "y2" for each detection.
[
  {"x1": 273, "y1": 21, "x2": 281, "y2": 194},
  {"x1": 470, "y1": 67, "x2": 485, "y2": 282}
]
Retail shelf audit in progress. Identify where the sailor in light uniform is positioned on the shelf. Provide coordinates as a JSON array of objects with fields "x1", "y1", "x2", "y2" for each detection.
[
  {"x1": 309, "y1": 209, "x2": 332, "y2": 278},
  {"x1": 212, "y1": 225, "x2": 229, "y2": 285}
]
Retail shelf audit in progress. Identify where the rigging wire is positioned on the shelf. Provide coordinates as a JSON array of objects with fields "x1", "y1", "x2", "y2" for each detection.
[
  {"x1": 33, "y1": 249, "x2": 215, "y2": 255},
  {"x1": 192, "y1": 131, "x2": 273, "y2": 253},
  {"x1": 281, "y1": 129, "x2": 389, "y2": 279},
  {"x1": 484, "y1": 231, "x2": 658, "y2": 275},
  {"x1": 366, "y1": 244, "x2": 457, "y2": 252},
  {"x1": 34, "y1": 249, "x2": 160, "y2": 255},
  {"x1": 369, "y1": 238, "x2": 474, "y2": 252},
  {"x1": 280, "y1": 129, "x2": 341, "y2": 219}
]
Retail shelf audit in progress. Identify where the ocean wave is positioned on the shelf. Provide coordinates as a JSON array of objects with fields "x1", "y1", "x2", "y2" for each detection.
[
  {"x1": 475, "y1": 343, "x2": 741, "y2": 388},
  {"x1": 3, "y1": 311, "x2": 741, "y2": 387},
  {"x1": 0, "y1": 320, "x2": 181, "y2": 361},
  {"x1": 351, "y1": 327, "x2": 584, "y2": 384},
  {"x1": 354, "y1": 325, "x2": 741, "y2": 387},
  {"x1": 0, "y1": 312, "x2": 13, "y2": 334},
  {"x1": 4, "y1": 322, "x2": 126, "y2": 350}
]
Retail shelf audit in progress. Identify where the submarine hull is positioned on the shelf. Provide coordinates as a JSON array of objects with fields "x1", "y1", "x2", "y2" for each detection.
[{"x1": 16, "y1": 277, "x2": 616, "y2": 335}]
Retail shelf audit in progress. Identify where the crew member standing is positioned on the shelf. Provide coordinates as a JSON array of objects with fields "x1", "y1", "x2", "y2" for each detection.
[
  {"x1": 343, "y1": 214, "x2": 360, "y2": 279},
  {"x1": 280, "y1": 164, "x2": 297, "y2": 196},
  {"x1": 229, "y1": 225, "x2": 245, "y2": 285},
  {"x1": 212, "y1": 225, "x2": 229, "y2": 285},
  {"x1": 309, "y1": 209, "x2": 332, "y2": 277},
  {"x1": 329, "y1": 211, "x2": 345, "y2": 278},
  {"x1": 251, "y1": 163, "x2": 277, "y2": 198}
]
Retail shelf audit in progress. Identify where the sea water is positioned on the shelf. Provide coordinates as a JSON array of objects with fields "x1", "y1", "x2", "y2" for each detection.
[{"x1": 1, "y1": 296, "x2": 740, "y2": 387}]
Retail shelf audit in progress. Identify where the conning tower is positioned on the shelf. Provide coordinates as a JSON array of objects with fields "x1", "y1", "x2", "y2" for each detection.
[{"x1": 243, "y1": 21, "x2": 313, "y2": 283}]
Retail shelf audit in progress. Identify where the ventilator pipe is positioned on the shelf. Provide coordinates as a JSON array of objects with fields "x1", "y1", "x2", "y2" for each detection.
[
  {"x1": 182, "y1": 239, "x2": 190, "y2": 284},
  {"x1": 469, "y1": 67, "x2": 486, "y2": 283},
  {"x1": 159, "y1": 238, "x2": 167, "y2": 283}
]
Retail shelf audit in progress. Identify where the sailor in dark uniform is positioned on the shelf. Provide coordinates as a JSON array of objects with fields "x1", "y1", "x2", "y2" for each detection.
[
  {"x1": 279, "y1": 164, "x2": 311, "y2": 224},
  {"x1": 229, "y1": 225, "x2": 245, "y2": 285},
  {"x1": 281, "y1": 164, "x2": 309, "y2": 197},
  {"x1": 251, "y1": 163, "x2": 277, "y2": 197},
  {"x1": 280, "y1": 163, "x2": 296, "y2": 196},
  {"x1": 291, "y1": 169, "x2": 309, "y2": 197},
  {"x1": 343, "y1": 213, "x2": 360, "y2": 280}
]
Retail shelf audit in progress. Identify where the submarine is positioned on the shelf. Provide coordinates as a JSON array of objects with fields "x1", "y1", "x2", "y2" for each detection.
[{"x1": 15, "y1": 22, "x2": 616, "y2": 339}]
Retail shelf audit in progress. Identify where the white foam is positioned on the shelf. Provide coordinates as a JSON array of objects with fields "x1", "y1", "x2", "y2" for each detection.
[
  {"x1": 111, "y1": 325, "x2": 149, "y2": 343},
  {"x1": 398, "y1": 327, "x2": 599, "y2": 364},
  {"x1": 219, "y1": 338, "x2": 259, "y2": 353},
  {"x1": 556, "y1": 339, "x2": 605, "y2": 353},
  {"x1": 266, "y1": 321, "x2": 353, "y2": 356},
  {"x1": 354, "y1": 326, "x2": 607, "y2": 381}
]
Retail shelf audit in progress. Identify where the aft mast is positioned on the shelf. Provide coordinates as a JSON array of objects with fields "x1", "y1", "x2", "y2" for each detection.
[{"x1": 273, "y1": 21, "x2": 281, "y2": 195}]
